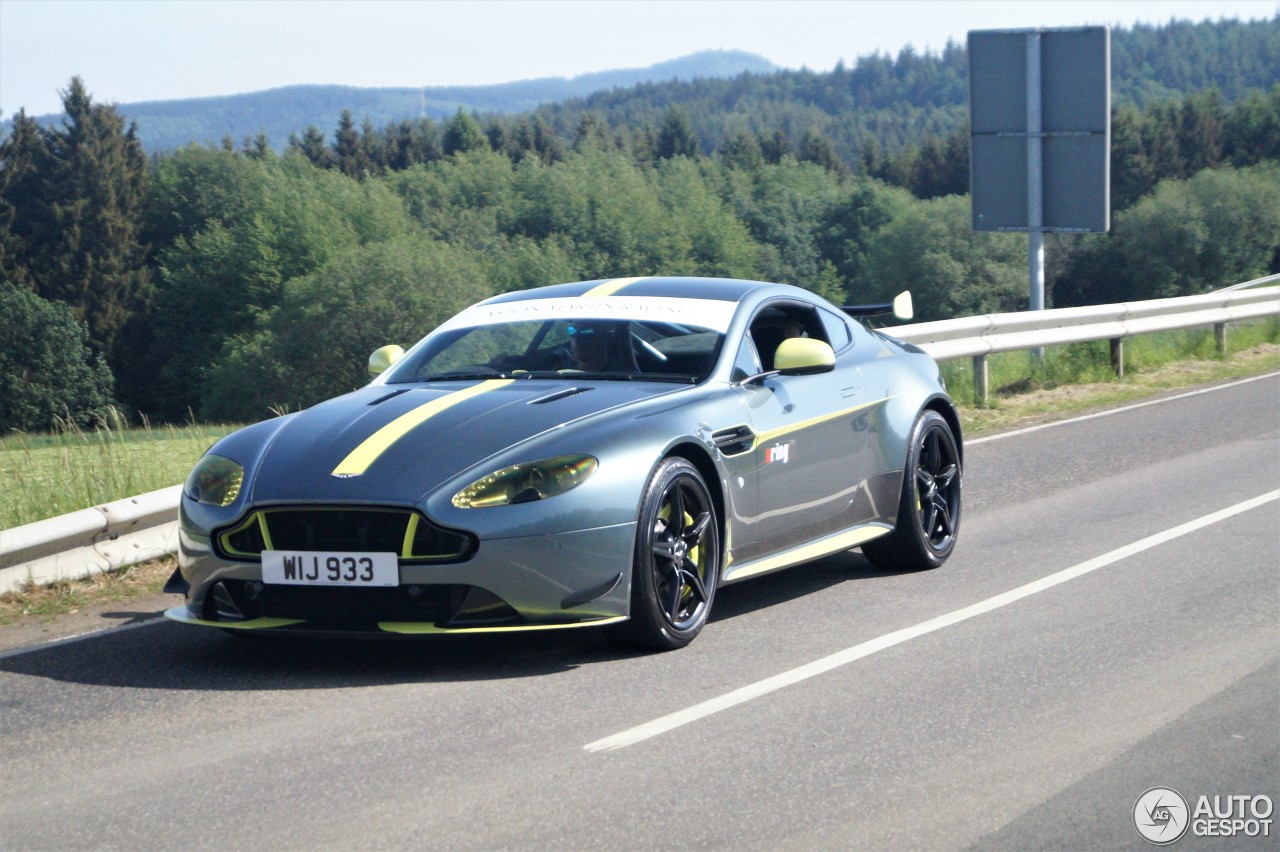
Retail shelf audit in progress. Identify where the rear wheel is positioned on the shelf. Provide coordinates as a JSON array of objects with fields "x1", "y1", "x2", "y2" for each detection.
[
  {"x1": 613, "y1": 458, "x2": 719, "y2": 651},
  {"x1": 862, "y1": 409, "x2": 961, "y2": 572}
]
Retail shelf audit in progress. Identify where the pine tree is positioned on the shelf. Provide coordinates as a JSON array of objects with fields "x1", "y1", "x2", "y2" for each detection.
[
  {"x1": 292, "y1": 125, "x2": 333, "y2": 169},
  {"x1": 656, "y1": 106, "x2": 699, "y2": 159},
  {"x1": 798, "y1": 128, "x2": 848, "y2": 175},
  {"x1": 0, "y1": 110, "x2": 53, "y2": 289},
  {"x1": 3, "y1": 78, "x2": 151, "y2": 364},
  {"x1": 334, "y1": 110, "x2": 364, "y2": 177},
  {"x1": 442, "y1": 109, "x2": 488, "y2": 156}
]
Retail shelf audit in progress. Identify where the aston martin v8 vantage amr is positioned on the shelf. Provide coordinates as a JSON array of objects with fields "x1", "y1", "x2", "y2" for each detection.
[{"x1": 166, "y1": 277, "x2": 962, "y2": 650}]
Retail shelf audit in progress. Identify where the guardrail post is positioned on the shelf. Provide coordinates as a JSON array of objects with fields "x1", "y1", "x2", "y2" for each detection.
[
  {"x1": 973, "y1": 355, "x2": 989, "y2": 405},
  {"x1": 1214, "y1": 322, "x2": 1227, "y2": 356},
  {"x1": 1110, "y1": 338, "x2": 1124, "y2": 378}
]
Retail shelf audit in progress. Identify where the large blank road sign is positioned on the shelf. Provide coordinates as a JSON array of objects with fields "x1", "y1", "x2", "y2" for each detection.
[{"x1": 970, "y1": 27, "x2": 1110, "y2": 232}]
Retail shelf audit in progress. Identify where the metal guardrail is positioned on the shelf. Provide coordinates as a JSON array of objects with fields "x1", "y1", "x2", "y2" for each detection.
[
  {"x1": 894, "y1": 285, "x2": 1279, "y2": 401},
  {"x1": 0, "y1": 485, "x2": 182, "y2": 595},
  {"x1": 2, "y1": 285, "x2": 1277, "y2": 594}
]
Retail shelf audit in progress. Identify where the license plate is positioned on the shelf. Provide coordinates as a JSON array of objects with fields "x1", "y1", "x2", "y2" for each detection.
[{"x1": 262, "y1": 551, "x2": 399, "y2": 587}]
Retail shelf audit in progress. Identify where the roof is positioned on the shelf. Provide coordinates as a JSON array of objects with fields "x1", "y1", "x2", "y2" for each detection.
[{"x1": 482, "y1": 276, "x2": 779, "y2": 305}]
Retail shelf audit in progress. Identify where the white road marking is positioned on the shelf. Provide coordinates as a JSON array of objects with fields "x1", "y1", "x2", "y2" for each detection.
[
  {"x1": 0, "y1": 617, "x2": 164, "y2": 661},
  {"x1": 968, "y1": 372, "x2": 1279, "y2": 445},
  {"x1": 584, "y1": 490, "x2": 1279, "y2": 752}
]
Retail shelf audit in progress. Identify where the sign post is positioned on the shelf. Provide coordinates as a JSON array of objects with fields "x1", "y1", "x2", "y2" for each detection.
[{"x1": 969, "y1": 26, "x2": 1111, "y2": 334}]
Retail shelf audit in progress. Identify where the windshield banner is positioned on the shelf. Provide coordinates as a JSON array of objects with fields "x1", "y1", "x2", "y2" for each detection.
[{"x1": 435, "y1": 297, "x2": 738, "y2": 334}]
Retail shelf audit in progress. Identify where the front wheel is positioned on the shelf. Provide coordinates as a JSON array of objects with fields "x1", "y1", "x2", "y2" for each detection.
[
  {"x1": 612, "y1": 458, "x2": 720, "y2": 651},
  {"x1": 862, "y1": 409, "x2": 961, "y2": 572}
]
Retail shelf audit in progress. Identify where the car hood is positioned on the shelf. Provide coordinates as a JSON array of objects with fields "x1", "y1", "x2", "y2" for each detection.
[{"x1": 244, "y1": 380, "x2": 681, "y2": 506}]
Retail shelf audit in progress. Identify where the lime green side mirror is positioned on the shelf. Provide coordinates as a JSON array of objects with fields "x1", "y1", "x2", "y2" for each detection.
[
  {"x1": 368, "y1": 344, "x2": 405, "y2": 376},
  {"x1": 774, "y1": 338, "x2": 835, "y2": 375}
]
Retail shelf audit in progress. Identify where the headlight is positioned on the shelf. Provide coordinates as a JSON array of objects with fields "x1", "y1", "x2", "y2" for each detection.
[
  {"x1": 452, "y1": 455, "x2": 598, "y2": 508},
  {"x1": 184, "y1": 454, "x2": 244, "y2": 507}
]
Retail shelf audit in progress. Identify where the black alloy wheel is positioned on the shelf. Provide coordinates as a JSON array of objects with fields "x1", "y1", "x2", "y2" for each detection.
[
  {"x1": 862, "y1": 409, "x2": 961, "y2": 572},
  {"x1": 614, "y1": 457, "x2": 719, "y2": 651}
]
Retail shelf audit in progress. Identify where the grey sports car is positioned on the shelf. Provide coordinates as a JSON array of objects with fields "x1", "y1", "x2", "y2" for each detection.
[{"x1": 166, "y1": 276, "x2": 962, "y2": 650}]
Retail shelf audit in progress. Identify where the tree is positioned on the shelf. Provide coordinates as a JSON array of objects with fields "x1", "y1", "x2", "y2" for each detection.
[
  {"x1": 290, "y1": 124, "x2": 333, "y2": 169},
  {"x1": 334, "y1": 110, "x2": 370, "y2": 177},
  {"x1": 442, "y1": 109, "x2": 489, "y2": 156},
  {"x1": 1223, "y1": 85, "x2": 1280, "y2": 166},
  {"x1": 817, "y1": 177, "x2": 915, "y2": 286},
  {"x1": 0, "y1": 110, "x2": 52, "y2": 290},
  {"x1": 722, "y1": 157, "x2": 846, "y2": 299},
  {"x1": 201, "y1": 236, "x2": 494, "y2": 420},
  {"x1": 656, "y1": 106, "x2": 699, "y2": 159},
  {"x1": 798, "y1": 128, "x2": 848, "y2": 175},
  {"x1": 0, "y1": 78, "x2": 151, "y2": 364},
  {"x1": 0, "y1": 282, "x2": 116, "y2": 432},
  {"x1": 908, "y1": 124, "x2": 968, "y2": 198},
  {"x1": 134, "y1": 150, "x2": 415, "y2": 420},
  {"x1": 860, "y1": 194, "x2": 1026, "y2": 321},
  {"x1": 758, "y1": 129, "x2": 790, "y2": 164},
  {"x1": 719, "y1": 130, "x2": 765, "y2": 171},
  {"x1": 1058, "y1": 163, "x2": 1280, "y2": 305}
]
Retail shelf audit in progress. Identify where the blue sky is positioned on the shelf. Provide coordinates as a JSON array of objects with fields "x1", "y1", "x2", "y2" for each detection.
[{"x1": 2, "y1": 0, "x2": 1275, "y2": 117}]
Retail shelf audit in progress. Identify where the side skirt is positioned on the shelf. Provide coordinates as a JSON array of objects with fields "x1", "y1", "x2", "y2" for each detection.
[{"x1": 720, "y1": 523, "x2": 893, "y2": 584}]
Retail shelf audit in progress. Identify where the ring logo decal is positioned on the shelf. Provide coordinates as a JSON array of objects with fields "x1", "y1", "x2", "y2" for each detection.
[{"x1": 764, "y1": 442, "x2": 791, "y2": 464}]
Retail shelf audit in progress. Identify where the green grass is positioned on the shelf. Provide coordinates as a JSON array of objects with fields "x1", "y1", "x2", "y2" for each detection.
[
  {"x1": 1, "y1": 410, "x2": 235, "y2": 529},
  {"x1": 940, "y1": 320, "x2": 1280, "y2": 408}
]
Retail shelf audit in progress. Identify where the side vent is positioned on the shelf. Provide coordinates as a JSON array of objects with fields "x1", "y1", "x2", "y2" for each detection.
[{"x1": 711, "y1": 424, "x2": 755, "y2": 456}]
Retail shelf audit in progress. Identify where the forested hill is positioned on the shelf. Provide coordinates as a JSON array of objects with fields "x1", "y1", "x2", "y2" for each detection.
[
  {"x1": 10, "y1": 17, "x2": 1275, "y2": 157},
  {"x1": 534, "y1": 17, "x2": 1279, "y2": 158},
  {"x1": 12, "y1": 50, "x2": 778, "y2": 153}
]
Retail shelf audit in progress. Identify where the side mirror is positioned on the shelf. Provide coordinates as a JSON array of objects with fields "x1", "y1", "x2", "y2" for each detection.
[
  {"x1": 368, "y1": 344, "x2": 405, "y2": 376},
  {"x1": 774, "y1": 338, "x2": 835, "y2": 376}
]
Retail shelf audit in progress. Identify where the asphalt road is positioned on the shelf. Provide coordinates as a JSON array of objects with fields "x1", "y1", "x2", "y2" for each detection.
[{"x1": 2, "y1": 374, "x2": 1277, "y2": 851}]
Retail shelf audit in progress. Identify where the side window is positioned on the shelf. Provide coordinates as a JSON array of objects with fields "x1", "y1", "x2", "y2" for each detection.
[
  {"x1": 731, "y1": 338, "x2": 763, "y2": 383},
  {"x1": 748, "y1": 303, "x2": 826, "y2": 370},
  {"x1": 819, "y1": 308, "x2": 853, "y2": 352}
]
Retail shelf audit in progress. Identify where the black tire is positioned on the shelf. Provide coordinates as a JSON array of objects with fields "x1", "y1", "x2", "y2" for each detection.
[
  {"x1": 862, "y1": 409, "x2": 961, "y2": 572},
  {"x1": 612, "y1": 458, "x2": 720, "y2": 651}
]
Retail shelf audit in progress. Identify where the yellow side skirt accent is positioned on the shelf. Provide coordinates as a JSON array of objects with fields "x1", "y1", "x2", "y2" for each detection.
[
  {"x1": 722, "y1": 524, "x2": 893, "y2": 583},
  {"x1": 379, "y1": 616, "x2": 628, "y2": 635},
  {"x1": 163, "y1": 607, "x2": 304, "y2": 629}
]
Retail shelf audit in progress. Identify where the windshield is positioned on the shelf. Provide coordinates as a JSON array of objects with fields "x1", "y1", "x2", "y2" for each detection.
[{"x1": 385, "y1": 317, "x2": 725, "y2": 384}]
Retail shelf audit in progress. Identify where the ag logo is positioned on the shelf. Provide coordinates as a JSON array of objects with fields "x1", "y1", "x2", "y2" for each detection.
[{"x1": 1134, "y1": 787, "x2": 1190, "y2": 845}]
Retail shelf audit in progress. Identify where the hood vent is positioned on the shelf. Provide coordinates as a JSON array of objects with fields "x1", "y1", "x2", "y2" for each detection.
[
  {"x1": 528, "y1": 387, "x2": 592, "y2": 405},
  {"x1": 367, "y1": 388, "x2": 412, "y2": 406}
]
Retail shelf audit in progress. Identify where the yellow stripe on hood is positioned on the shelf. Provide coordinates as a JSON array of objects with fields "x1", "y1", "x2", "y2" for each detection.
[{"x1": 332, "y1": 379, "x2": 513, "y2": 477}]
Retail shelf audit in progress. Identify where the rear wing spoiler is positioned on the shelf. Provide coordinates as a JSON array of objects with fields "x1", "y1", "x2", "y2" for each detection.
[{"x1": 842, "y1": 291, "x2": 913, "y2": 321}]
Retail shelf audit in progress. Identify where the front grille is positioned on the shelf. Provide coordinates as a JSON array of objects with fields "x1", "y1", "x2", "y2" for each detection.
[{"x1": 215, "y1": 507, "x2": 475, "y2": 563}]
